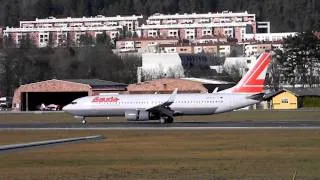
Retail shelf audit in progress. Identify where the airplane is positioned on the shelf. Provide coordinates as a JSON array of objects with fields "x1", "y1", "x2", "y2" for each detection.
[{"x1": 63, "y1": 52, "x2": 272, "y2": 124}]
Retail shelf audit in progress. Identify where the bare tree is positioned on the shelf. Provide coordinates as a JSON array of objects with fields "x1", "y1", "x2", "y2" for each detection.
[
  {"x1": 267, "y1": 50, "x2": 281, "y2": 90},
  {"x1": 142, "y1": 65, "x2": 184, "y2": 81},
  {"x1": 222, "y1": 61, "x2": 246, "y2": 83}
]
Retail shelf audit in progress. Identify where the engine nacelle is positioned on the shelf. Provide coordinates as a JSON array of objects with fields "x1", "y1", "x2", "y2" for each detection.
[{"x1": 125, "y1": 110, "x2": 159, "y2": 121}]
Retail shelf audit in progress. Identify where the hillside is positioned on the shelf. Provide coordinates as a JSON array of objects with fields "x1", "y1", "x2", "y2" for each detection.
[{"x1": 0, "y1": 0, "x2": 319, "y2": 32}]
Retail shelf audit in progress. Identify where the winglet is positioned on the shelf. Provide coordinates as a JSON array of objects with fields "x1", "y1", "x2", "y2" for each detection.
[
  {"x1": 167, "y1": 88, "x2": 178, "y2": 103},
  {"x1": 145, "y1": 88, "x2": 178, "y2": 112},
  {"x1": 212, "y1": 87, "x2": 219, "y2": 93}
]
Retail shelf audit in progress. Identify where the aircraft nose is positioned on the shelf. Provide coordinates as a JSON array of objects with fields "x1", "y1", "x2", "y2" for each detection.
[{"x1": 62, "y1": 104, "x2": 71, "y2": 112}]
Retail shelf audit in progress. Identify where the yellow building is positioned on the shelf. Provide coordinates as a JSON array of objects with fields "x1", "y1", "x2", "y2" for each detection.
[
  {"x1": 272, "y1": 90, "x2": 298, "y2": 109},
  {"x1": 267, "y1": 88, "x2": 320, "y2": 110}
]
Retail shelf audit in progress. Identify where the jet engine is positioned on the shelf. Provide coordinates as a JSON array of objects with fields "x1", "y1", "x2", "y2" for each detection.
[{"x1": 125, "y1": 110, "x2": 159, "y2": 121}]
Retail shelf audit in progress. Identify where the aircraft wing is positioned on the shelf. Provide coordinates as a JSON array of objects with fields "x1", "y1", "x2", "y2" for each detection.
[{"x1": 145, "y1": 88, "x2": 178, "y2": 117}]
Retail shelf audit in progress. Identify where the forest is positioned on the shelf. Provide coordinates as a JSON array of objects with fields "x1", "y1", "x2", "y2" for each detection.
[{"x1": 0, "y1": 0, "x2": 319, "y2": 32}]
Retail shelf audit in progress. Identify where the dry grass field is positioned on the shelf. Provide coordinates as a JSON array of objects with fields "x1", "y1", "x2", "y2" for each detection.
[
  {"x1": 0, "y1": 109, "x2": 319, "y2": 124},
  {"x1": 0, "y1": 130, "x2": 320, "y2": 179}
]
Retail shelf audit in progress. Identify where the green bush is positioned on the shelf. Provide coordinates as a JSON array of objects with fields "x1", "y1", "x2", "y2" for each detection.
[{"x1": 303, "y1": 96, "x2": 320, "y2": 107}]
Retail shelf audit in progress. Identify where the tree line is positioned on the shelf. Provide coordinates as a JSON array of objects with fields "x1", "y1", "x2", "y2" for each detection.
[
  {"x1": 270, "y1": 32, "x2": 320, "y2": 89},
  {"x1": 0, "y1": 0, "x2": 319, "y2": 32}
]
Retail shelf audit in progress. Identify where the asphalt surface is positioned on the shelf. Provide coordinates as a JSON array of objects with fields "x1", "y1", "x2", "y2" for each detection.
[{"x1": 1, "y1": 120, "x2": 320, "y2": 130}]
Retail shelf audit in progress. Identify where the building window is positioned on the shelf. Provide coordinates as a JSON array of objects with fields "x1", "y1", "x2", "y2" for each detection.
[
  {"x1": 57, "y1": 32, "x2": 67, "y2": 46},
  {"x1": 282, "y1": 99, "x2": 289, "y2": 103},
  {"x1": 39, "y1": 33, "x2": 50, "y2": 46}
]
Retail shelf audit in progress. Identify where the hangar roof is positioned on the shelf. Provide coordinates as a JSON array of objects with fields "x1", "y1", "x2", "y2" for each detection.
[
  {"x1": 181, "y1": 78, "x2": 233, "y2": 85},
  {"x1": 63, "y1": 79, "x2": 127, "y2": 88},
  {"x1": 286, "y1": 88, "x2": 320, "y2": 97},
  {"x1": 128, "y1": 78, "x2": 208, "y2": 93},
  {"x1": 18, "y1": 79, "x2": 127, "y2": 92}
]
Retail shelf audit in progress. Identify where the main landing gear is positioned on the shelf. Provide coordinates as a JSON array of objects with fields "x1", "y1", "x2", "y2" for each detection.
[
  {"x1": 74, "y1": 116, "x2": 87, "y2": 124},
  {"x1": 160, "y1": 116, "x2": 174, "y2": 124},
  {"x1": 80, "y1": 117, "x2": 87, "y2": 124},
  {"x1": 82, "y1": 118, "x2": 87, "y2": 124}
]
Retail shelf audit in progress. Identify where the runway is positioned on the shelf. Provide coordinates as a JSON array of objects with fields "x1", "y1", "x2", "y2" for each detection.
[{"x1": 1, "y1": 120, "x2": 320, "y2": 130}]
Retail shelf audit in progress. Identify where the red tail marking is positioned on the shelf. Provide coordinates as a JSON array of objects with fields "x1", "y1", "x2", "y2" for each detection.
[{"x1": 232, "y1": 53, "x2": 271, "y2": 93}]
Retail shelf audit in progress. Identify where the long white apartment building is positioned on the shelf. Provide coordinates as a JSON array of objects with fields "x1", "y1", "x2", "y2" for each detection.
[
  {"x1": 19, "y1": 15, "x2": 143, "y2": 31},
  {"x1": 3, "y1": 15, "x2": 143, "y2": 47},
  {"x1": 244, "y1": 32, "x2": 297, "y2": 42},
  {"x1": 2, "y1": 11, "x2": 294, "y2": 48},
  {"x1": 137, "y1": 11, "x2": 270, "y2": 42}
]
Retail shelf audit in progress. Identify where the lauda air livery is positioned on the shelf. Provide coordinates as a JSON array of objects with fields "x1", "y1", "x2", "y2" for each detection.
[{"x1": 63, "y1": 52, "x2": 272, "y2": 124}]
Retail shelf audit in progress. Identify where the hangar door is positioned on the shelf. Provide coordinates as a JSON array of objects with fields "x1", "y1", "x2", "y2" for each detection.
[{"x1": 21, "y1": 92, "x2": 88, "y2": 111}]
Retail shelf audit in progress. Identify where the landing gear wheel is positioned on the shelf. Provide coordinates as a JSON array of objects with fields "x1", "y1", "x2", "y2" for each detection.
[
  {"x1": 160, "y1": 117, "x2": 167, "y2": 124},
  {"x1": 167, "y1": 117, "x2": 174, "y2": 124}
]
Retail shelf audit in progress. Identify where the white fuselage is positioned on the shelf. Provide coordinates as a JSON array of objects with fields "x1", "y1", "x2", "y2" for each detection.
[
  {"x1": 63, "y1": 52, "x2": 271, "y2": 123},
  {"x1": 63, "y1": 93, "x2": 259, "y2": 117}
]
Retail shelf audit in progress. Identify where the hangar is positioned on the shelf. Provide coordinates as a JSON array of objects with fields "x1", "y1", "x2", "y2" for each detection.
[
  {"x1": 128, "y1": 78, "x2": 234, "y2": 94},
  {"x1": 12, "y1": 79, "x2": 127, "y2": 111}
]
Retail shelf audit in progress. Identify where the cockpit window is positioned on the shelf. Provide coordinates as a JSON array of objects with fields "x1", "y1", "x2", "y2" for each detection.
[{"x1": 71, "y1": 101, "x2": 77, "y2": 104}]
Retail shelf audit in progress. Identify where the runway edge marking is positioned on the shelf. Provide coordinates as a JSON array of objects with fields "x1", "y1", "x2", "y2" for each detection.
[{"x1": 0, "y1": 135, "x2": 104, "y2": 152}]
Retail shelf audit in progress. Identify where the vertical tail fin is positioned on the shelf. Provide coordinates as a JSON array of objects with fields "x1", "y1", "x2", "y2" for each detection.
[{"x1": 222, "y1": 52, "x2": 272, "y2": 94}]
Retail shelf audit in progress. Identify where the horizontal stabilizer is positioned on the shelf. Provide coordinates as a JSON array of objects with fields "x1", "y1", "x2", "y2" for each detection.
[{"x1": 247, "y1": 93, "x2": 265, "y2": 101}]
